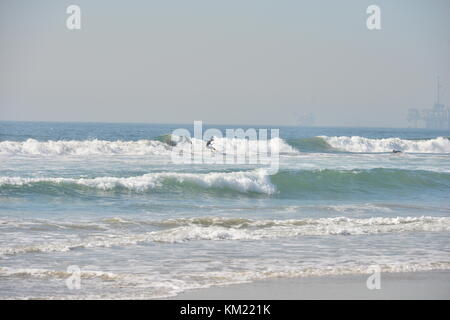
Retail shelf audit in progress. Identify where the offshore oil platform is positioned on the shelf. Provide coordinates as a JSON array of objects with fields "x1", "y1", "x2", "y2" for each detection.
[{"x1": 407, "y1": 78, "x2": 450, "y2": 130}]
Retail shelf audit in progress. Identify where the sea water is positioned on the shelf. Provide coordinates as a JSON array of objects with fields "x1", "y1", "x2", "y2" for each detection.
[{"x1": 0, "y1": 121, "x2": 449, "y2": 299}]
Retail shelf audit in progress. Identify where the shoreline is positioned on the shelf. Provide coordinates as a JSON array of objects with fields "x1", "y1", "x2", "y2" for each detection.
[{"x1": 168, "y1": 270, "x2": 450, "y2": 300}]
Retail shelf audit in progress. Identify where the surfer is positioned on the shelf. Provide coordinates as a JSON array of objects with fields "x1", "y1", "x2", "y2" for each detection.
[
  {"x1": 206, "y1": 137, "x2": 216, "y2": 151},
  {"x1": 392, "y1": 149, "x2": 402, "y2": 154}
]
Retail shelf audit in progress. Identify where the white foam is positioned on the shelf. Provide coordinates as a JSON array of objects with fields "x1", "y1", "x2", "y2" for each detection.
[
  {"x1": 0, "y1": 267, "x2": 121, "y2": 281},
  {"x1": 0, "y1": 139, "x2": 172, "y2": 156},
  {"x1": 321, "y1": 136, "x2": 450, "y2": 153},
  {"x1": 2, "y1": 261, "x2": 449, "y2": 300},
  {"x1": 1, "y1": 216, "x2": 448, "y2": 256},
  {"x1": 0, "y1": 169, "x2": 275, "y2": 194},
  {"x1": 0, "y1": 137, "x2": 297, "y2": 156},
  {"x1": 146, "y1": 216, "x2": 450, "y2": 242},
  {"x1": 188, "y1": 136, "x2": 298, "y2": 155}
]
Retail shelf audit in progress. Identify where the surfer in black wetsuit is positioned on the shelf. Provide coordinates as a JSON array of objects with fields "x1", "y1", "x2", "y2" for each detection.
[
  {"x1": 392, "y1": 149, "x2": 402, "y2": 154},
  {"x1": 206, "y1": 137, "x2": 216, "y2": 151}
]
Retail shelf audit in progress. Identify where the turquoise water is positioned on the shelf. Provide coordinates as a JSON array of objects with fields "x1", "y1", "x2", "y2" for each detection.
[{"x1": 0, "y1": 121, "x2": 449, "y2": 299}]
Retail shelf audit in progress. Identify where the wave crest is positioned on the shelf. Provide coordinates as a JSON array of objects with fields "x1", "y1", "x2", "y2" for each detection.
[
  {"x1": 1, "y1": 168, "x2": 449, "y2": 197},
  {"x1": 321, "y1": 136, "x2": 450, "y2": 153},
  {"x1": 0, "y1": 169, "x2": 275, "y2": 194},
  {"x1": 0, "y1": 136, "x2": 296, "y2": 156}
]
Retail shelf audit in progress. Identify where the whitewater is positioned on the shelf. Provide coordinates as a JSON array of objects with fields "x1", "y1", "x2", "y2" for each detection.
[
  {"x1": 0, "y1": 135, "x2": 449, "y2": 156},
  {"x1": 321, "y1": 136, "x2": 450, "y2": 153},
  {"x1": 0, "y1": 121, "x2": 449, "y2": 299}
]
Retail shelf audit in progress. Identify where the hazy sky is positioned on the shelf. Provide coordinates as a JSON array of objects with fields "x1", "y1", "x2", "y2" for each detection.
[{"x1": 1, "y1": 0, "x2": 449, "y2": 127}]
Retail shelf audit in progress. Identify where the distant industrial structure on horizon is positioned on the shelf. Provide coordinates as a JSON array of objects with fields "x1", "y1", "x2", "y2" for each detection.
[{"x1": 407, "y1": 79, "x2": 450, "y2": 130}]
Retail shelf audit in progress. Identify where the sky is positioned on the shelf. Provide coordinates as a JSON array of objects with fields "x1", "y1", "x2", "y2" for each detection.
[{"x1": 1, "y1": 0, "x2": 449, "y2": 127}]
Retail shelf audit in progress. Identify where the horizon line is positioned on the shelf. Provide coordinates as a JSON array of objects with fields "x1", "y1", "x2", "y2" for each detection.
[{"x1": 0, "y1": 119, "x2": 424, "y2": 130}]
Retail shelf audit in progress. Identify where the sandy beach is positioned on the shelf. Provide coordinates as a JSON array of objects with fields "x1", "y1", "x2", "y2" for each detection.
[{"x1": 171, "y1": 270, "x2": 450, "y2": 300}]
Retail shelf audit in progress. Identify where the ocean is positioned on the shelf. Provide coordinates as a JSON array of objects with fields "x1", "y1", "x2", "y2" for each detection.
[{"x1": 0, "y1": 121, "x2": 449, "y2": 299}]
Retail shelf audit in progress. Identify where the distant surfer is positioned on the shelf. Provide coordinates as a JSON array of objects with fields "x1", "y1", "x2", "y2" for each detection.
[
  {"x1": 392, "y1": 149, "x2": 402, "y2": 154},
  {"x1": 206, "y1": 137, "x2": 216, "y2": 151}
]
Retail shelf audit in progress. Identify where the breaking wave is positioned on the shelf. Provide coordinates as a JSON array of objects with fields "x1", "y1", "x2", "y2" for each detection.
[
  {"x1": 1, "y1": 168, "x2": 449, "y2": 197},
  {"x1": 1, "y1": 136, "x2": 449, "y2": 156},
  {"x1": 1, "y1": 216, "x2": 449, "y2": 256},
  {"x1": 0, "y1": 138, "x2": 173, "y2": 156},
  {"x1": 0, "y1": 136, "x2": 296, "y2": 156},
  {"x1": 320, "y1": 136, "x2": 450, "y2": 153},
  {"x1": 0, "y1": 169, "x2": 275, "y2": 194}
]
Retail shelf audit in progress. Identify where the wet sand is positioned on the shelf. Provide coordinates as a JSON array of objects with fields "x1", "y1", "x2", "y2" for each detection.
[{"x1": 171, "y1": 270, "x2": 450, "y2": 300}]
